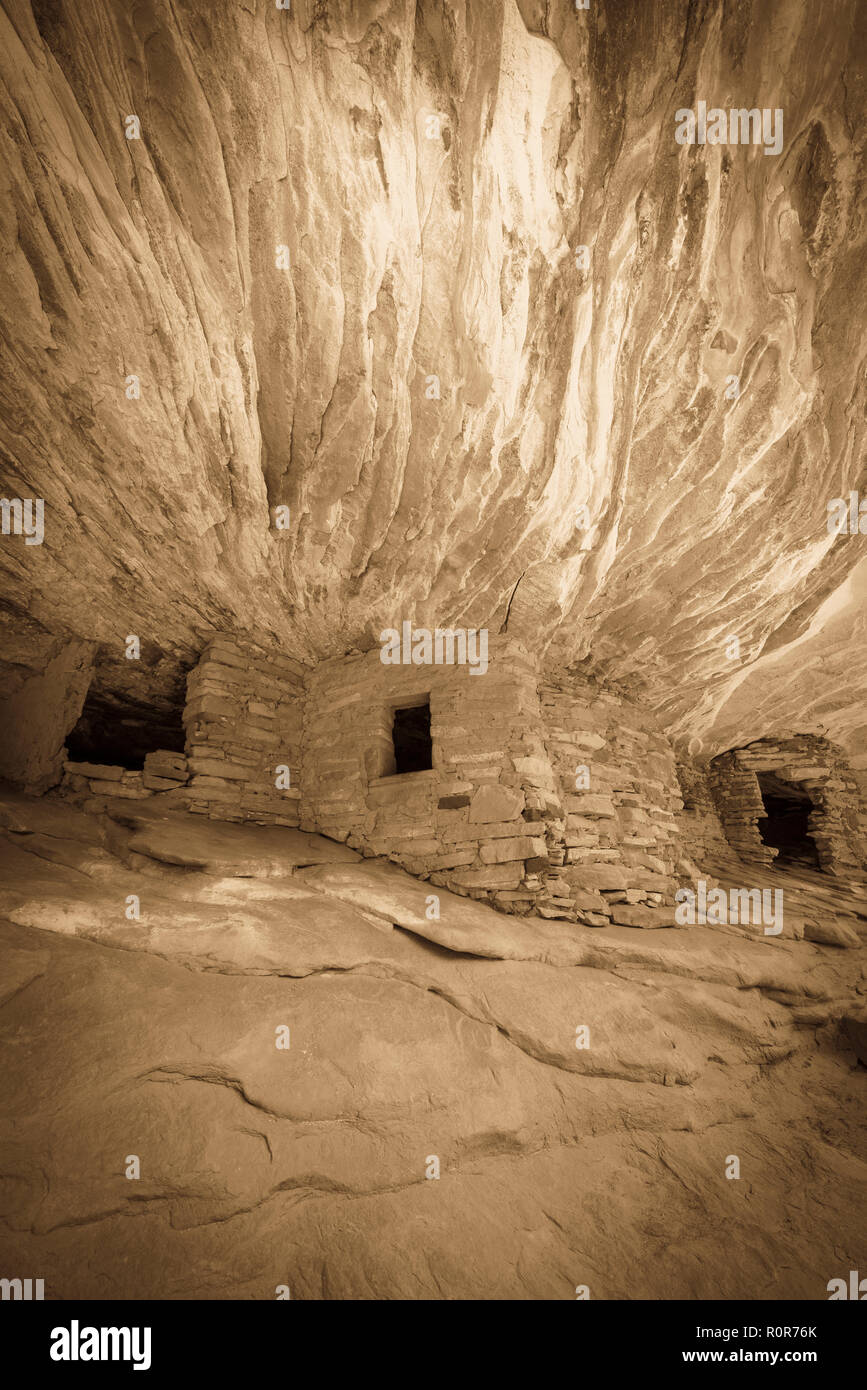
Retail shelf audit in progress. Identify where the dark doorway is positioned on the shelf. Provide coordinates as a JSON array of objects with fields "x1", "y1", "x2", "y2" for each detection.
[
  {"x1": 757, "y1": 771, "x2": 820, "y2": 868},
  {"x1": 392, "y1": 701, "x2": 432, "y2": 775}
]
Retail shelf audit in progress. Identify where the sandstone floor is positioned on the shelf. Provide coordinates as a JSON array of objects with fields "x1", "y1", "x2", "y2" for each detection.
[{"x1": 0, "y1": 790, "x2": 865, "y2": 1300}]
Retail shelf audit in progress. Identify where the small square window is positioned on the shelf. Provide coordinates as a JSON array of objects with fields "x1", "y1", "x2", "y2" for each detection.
[{"x1": 391, "y1": 701, "x2": 432, "y2": 774}]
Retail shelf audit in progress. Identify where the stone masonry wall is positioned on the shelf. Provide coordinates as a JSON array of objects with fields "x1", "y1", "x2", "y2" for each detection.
[
  {"x1": 538, "y1": 678, "x2": 689, "y2": 927},
  {"x1": 707, "y1": 749, "x2": 775, "y2": 866},
  {"x1": 58, "y1": 749, "x2": 189, "y2": 810},
  {"x1": 179, "y1": 636, "x2": 307, "y2": 826},
  {"x1": 710, "y1": 735, "x2": 866, "y2": 874},
  {"x1": 852, "y1": 755, "x2": 867, "y2": 850},
  {"x1": 299, "y1": 642, "x2": 697, "y2": 924},
  {"x1": 299, "y1": 636, "x2": 551, "y2": 910},
  {"x1": 53, "y1": 635, "x2": 307, "y2": 826},
  {"x1": 676, "y1": 756, "x2": 740, "y2": 868},
  {"x1": 56, "y1": 635, "x2": 866, "y2": 911}
]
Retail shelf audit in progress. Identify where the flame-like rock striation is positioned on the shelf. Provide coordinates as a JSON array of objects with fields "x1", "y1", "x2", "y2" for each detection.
[{"x1": 0, "y1": 0, "x2": 864, "y2": 761}]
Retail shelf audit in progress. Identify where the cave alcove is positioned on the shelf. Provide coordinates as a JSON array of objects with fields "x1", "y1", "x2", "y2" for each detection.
[
  {"x1": 757, "y1": 771, "x2": 821, "y2": 869},
  {"x1": 65, "y1": 656, "x2": 188, "y2": 770}
]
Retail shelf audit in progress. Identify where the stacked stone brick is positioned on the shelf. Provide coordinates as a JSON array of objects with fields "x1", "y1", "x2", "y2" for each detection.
[
  {"x1": 298, "y1": 640, "x2": 697, "y2": 922},
  {"x1": 142, "y1": 749, "x2": 189, "y2": 792},
  {"x1": 707, "y1": 750, "x2": 776, "y2": 866},
  {"x1": 180, "y1": 636, "x2": 306, "y2": 826},
  {"x1": 300, "y1": 637, "x2": 549, "y2": 906},
  {"x1": 55, "y1": 634, "x2": 307, "y2": 827},
  {"x1": 59, "y1": 751, "x2": 190, "y2": 809},
  {"x1": 58, "y1": 759, "x2": 161, "y2": 808},
  {"x1": 53, "y1": 633, "x2": 867, "y2": 916},
  {"x1": 673, "y1": 758, "x2": 735, "y2": 868},
  {"x1": 710, "y1": 735, "x2": 865, "y2": 874},
  {"x1": 538, "y1": 680, "x2": 688, "y2": 926}
]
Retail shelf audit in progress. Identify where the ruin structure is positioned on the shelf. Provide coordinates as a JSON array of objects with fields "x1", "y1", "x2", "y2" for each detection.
[{"x1": 0, "y1": 0, "x2": 865, "y2": 1311}]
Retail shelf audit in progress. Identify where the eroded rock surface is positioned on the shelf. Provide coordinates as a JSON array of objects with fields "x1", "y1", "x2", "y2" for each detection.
[
  {"x1": 0, "y1": 790, "x2": 864, "y2": 1298},
  {"x1": 1, "y1": 0, "x2": 866, "y2": 1302}
]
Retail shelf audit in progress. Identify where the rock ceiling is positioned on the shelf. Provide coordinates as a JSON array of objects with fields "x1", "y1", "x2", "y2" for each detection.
[{"x1": 0, "y1": 0, "x2": 864, "y2": 759}]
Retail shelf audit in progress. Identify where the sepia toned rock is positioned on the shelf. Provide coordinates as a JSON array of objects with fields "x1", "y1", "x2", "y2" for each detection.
[
  {"x1": 803, "y1": 917, "x2": 861, "y2": 948},
  {"x1": 0, "y1": 0, "x2": 864, "y2": 1312}
]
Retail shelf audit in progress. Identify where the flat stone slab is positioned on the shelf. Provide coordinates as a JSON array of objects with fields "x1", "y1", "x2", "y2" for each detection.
[
  {"x1": 103, "y1": 803, "x2": 360, "y2": 875},
  {"x1": 0, "y1": 787, "x2": 107, "y2": 843},
  {"x1": 295, "y1": 859, "x2": 581, "y2": 961}
]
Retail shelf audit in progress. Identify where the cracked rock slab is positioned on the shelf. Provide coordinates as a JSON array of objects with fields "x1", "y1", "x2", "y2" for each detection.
[{"x1": 0, "y1": 791, "x2": 865, "y2": 1299}]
